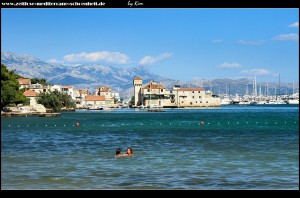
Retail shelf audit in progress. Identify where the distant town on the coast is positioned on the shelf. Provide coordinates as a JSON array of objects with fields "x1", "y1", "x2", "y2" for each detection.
[{"x1": 1, "y1": 51, "x2": 299, "y2": 116}]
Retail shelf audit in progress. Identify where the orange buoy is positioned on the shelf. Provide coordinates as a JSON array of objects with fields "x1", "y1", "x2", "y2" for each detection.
[
  {"x1": 200, "y1": 121, "x2": 204, "y2": 125},
  {"x1": 76, "y1": 122, "x2": 80, "y2": 126}
]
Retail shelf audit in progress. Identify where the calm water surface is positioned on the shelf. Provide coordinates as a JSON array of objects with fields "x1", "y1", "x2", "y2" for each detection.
[{"x1": 1, "y1": 106, "x2": 299, "y2": 189}]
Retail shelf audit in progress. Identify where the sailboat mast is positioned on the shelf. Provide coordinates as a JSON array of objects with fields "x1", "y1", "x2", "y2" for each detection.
[
  {"x1": 278, "y1": 73, "x2": 280, "y2": 96},
  {"x1": 150, "y1": 81, "x2": 151, "y2": 107}
]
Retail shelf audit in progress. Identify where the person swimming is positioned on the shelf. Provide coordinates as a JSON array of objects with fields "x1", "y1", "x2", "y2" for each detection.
[
  {"x1": 125, "y1": 147, "x2": 134, "y2": 156},
  {"x1": 115, "y1": 148, "x2": 123, "y2": 157},
  {"x1": 115, "y1": 147, "x2": 134, "y2": 157}
]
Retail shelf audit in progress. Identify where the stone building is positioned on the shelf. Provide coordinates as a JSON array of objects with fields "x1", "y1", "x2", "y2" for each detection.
[{"x1": 133, "y1": 76, "x2": 220, "y2": 108}]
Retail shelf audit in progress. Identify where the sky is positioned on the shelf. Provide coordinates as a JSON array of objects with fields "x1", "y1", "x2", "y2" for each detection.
[{"x1": 1, "y1": 8, "x2": 299, "y2": 83}]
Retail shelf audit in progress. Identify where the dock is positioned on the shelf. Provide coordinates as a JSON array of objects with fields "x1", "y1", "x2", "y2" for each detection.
[{"x1": 1, "y1": 111, "x2": 61, "y2": 117}]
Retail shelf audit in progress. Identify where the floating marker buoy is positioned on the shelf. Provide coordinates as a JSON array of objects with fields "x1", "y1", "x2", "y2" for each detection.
[
  {"x1": 200, "y1": 121, "x2": 204, "y2": 125},
  {"x1": 76, "y1": 122, "x2": 80, "y2": 127}
]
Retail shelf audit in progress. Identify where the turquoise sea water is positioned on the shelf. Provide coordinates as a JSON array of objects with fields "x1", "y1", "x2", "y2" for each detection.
[{"x1": 1, "y1": 105, "x2": 299, "y2": 189}]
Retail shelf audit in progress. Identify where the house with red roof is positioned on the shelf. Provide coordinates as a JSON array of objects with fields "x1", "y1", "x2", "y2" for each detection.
[
  {"x1": 23, "y1": 89, "x2": 39, "y2": 106},
  {"x1": 85, "y1": 95, "x2": 106, "y2": 108},
  {"x1": 17, "y1": 78, "x2": 31, "y2": 89}
]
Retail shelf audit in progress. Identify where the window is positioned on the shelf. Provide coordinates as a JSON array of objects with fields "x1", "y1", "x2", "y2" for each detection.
[
  {"x1": 190, "y1": 102, "x2": 192, "y2": 105},
  {"x1": 161, "y1": 89, "x2": 163, "y2": 92},
  {"x1": 206, "y1": 101, "x2": 208, "y2": 103},
  {"x1": 198, "y1": 91, "x2": 200, "y2": 93},
  {"x1": 192, "y1": 96, "x2": 194, "y2": 98},
  {"x1": 147, "y1": 89, "x2": 150, "y2": 92},
  {"x1": 192, "y1": 91, "x2": 194, "y2": 93}
]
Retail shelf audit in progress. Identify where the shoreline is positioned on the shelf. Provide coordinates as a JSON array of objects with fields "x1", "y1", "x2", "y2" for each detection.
[{"x1": 1, "y1": 111, "x2": 61, "y2": 117}]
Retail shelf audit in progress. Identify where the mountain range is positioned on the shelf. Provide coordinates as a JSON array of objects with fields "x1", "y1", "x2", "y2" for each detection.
[{"x1": 1, "y1": 52, "x2": 294, "y2": 98}]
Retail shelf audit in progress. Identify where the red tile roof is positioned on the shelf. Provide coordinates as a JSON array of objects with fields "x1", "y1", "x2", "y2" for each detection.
[
  {"x1": 85, "y1": 95, "x2": 105, "y2": 101},
  {"x1": 134, "y1": 76, "x2": 142, "y2": 80},
  {"x1": 143, "y1": 82, "x2": 164, "y2": 89},
  {"x1": 100, "y1": 86, "x2": 110, "y2": 92},
  {"x1": 23, "y1": 90, "x2": 38, "y2": 97},
  {"x1": 177, "y1": 88, "x2": 205, "y2": 91},
  {"x1": 18, "y1": 78, "x2": 31, "y2": 85}
]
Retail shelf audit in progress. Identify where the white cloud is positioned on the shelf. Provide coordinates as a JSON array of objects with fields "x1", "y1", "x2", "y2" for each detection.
[
  {"x1": 48, "y1": 58, "x2": 64, "y2": 64},
  {"x1": 272, "y1": 33, "x2": 299, "y2": 41},
  {"x1": 218, "y1": 62, "x2": 241, "y2": 68},
  {"x1": 139, "y1": 53, "x2": 172, "y2": 65},
  {"x1": 239, "y1": 69, "x2": 271, "y2": 76},
  {"x1": 211, "y1": 39, "x2": 223, "y2": 43},
  {"x1": 288, "y1": 22, "x2": 299, "y2": 28},
  {"x1": 237, "y1": 40, "x2": 265, "y2": 46},
  {"x1": 62, "y1": 51, "x2": 129, "y2": 64}
]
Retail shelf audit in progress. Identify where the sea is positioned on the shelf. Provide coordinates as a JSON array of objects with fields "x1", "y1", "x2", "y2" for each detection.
[{"x1": 1, "y1": 105, "x2": 299, "y2": 190}]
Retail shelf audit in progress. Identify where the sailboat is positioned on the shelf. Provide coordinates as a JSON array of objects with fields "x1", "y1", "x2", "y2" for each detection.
[{"x1": 87, "y1": 106, "x2": 103, "y2": 110}]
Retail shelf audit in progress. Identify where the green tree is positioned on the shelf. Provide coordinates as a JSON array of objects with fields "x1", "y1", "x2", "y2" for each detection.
[
  {"x1": 113, "y1": 96, "x2": 118, "y2": 104},
  {"x1": 58, "y1": 92, "x2": 76, "y2": 109},
  {"x1": 31, "y1": 78, "x2": 52, "y2": 86},
  {"x1": 1, "y1": 64, "x2": 29, "y2": 109},
  {"x1": 36, "y1": 91, "x2": 62, "y2": 112},
  {"x1": 36, "y1": 91, "x2": 76, "y2": 112},
  {"x1": 129, "y1": 96, "x2": 135, "y2": 107},
  {"x1": 13, "y1": 88, "x2": 30, "y2": 106}
]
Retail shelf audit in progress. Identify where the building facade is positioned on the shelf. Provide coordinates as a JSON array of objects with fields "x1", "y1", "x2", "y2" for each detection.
[
  {"x1": 133, "y1": 76, "x2": 143, "y2": 106},
  {"x1": 133, "y1": 76, "x2": 220, "y2": 108}
]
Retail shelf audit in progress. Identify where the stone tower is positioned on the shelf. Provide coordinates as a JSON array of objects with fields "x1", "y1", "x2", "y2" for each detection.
[{"x1": 133, "y1": 76, "x2": 142, "y2": 106}]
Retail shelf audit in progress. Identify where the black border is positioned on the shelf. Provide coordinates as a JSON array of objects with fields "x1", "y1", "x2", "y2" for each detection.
[{"x1": 1, "y1": 0, "x2": 299, "y2": 8}]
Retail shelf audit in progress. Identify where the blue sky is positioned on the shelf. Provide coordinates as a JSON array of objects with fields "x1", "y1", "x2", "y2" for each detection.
[{"x1": 2, "y1": 8, "x2": 299, "y2": 83}]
